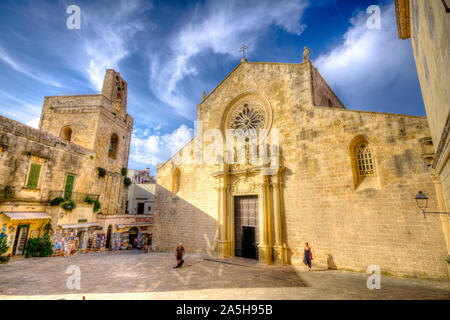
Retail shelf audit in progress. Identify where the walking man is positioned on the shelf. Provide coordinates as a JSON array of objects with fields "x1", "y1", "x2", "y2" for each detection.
[{"x1": 174, "y1": 243, "x2": 185, "y2": 268}]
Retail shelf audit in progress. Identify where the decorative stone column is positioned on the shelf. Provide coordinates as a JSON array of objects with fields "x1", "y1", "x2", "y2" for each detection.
[
  {"x1": 258, "y1": 175, "x2": 271, "y2": 264},
  {"x1": 214, "y1": 185, "x2": 221, "y2": 253},
  {"x1": 217, "y1": 173, "x2": 230, "y2": 258},
  {"x1": 272, "y1": 170, "x2": 288, "y2": 265}
]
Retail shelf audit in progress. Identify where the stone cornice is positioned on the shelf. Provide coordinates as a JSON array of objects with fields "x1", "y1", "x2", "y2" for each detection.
[
  {"x1": 432, "y1": 111, "x2": 450, "y2": 173},
  {"x1": 395, "y1": 0, "x2": 411, "y2": 39}
]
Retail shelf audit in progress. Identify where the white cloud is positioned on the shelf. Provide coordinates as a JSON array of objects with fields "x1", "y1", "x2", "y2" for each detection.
[
  {"x1": 130, "y1": 124, "x2": 194, "y2": 166},
  {"x1": 150, "y1": 0, "x2": 309, "y2": 117},
  {"x1": 25, "y1": 117, "x2": 40, "y2": 129},
  {"x1": 0, "y1": 45, "x2": 62, "y2": 87},
  {"x1": 83, "y1": 0, "x2": 150, "y2": 90},
  {"x1": 315, "y1": 4, "x2": 418, "y2": 111},
  {"x1": 0, "y1": 90, "x2": 41, "y2": 127}
]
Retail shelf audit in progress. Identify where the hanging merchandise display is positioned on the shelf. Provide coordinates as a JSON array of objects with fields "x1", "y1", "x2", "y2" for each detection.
[
  {"x1": 53, "y1": 227, "x2": 105, "y2": 255},
  {"x1": 120, "y1": 232, "x2": 129, "y2": 249},
  {"x1": 93, "y1": 233, "x2": 106, "y2": 251},
  {"x1": 137, "y1": 232, "x2": 143, "y2": 249}
]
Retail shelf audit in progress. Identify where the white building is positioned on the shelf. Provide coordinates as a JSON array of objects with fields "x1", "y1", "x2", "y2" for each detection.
[{"x1": 126, "y1": 169, "x2": 155, "y2": 215}]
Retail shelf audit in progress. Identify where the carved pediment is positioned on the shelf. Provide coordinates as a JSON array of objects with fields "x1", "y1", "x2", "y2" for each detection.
[{"x1": 231, "y1": 176, "x2": 258, "y2": 195}]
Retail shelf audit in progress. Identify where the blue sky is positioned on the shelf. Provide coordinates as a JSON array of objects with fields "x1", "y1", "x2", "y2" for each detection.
[{"x1": 0, "y1": 0, "x2": 424, "y2": 174}]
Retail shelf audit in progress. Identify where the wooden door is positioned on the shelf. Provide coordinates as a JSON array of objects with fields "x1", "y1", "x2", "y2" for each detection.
[{"x1": 234, "y1": 196, "x2": 258, "y2": 259}]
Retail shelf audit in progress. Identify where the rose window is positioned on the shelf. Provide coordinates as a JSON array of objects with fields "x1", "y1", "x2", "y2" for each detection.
[{"x1": 230, "y1": 104, "x2": 265, "y2": 131}]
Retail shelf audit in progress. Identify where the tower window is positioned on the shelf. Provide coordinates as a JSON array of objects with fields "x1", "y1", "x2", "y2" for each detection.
[
  {"x1": 61, "y1": 126, "x2": 72, "y2": 142},
  {"x1": 109, "y1": 133, "x2": 119, "y2": 159},
  {"x1": 356, "y1": 144, "x2": 374, "y2": 176}
]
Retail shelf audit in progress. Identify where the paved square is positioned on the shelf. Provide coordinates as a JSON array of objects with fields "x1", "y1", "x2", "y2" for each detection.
[{"x1": 0, "y1": 251, "x2": 449, "y2": 300}]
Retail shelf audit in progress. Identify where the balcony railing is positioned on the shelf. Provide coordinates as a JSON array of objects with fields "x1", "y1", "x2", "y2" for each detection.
[{"x1": 48, "y1": 191, "x2": 100, "y2": 203}]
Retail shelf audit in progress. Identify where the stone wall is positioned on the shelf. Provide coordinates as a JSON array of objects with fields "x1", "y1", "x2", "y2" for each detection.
[
  {"x1": 0, "y1": 115, "x2": 97, "y2": 227},
  {"x1": 153, "y1": 150, "x2": 219, "y2": 254},
  {"x1": 282, "y1": 106, "x2": 447, "y2": 278},
  {"x1": 408, "y1": 0, "x2": 450, "y2": 209}
]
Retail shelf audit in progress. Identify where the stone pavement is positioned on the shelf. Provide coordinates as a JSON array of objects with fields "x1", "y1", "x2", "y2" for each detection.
[{"x1": 0, "y1": 251, "x2": 448, "y2": 300}]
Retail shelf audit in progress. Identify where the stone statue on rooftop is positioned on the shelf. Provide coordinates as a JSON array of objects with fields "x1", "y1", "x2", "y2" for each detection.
[{"x1": 303, "y1": 46, "x2": 310, "y2": 62}]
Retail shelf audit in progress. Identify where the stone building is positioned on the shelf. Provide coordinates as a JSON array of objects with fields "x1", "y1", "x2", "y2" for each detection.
[
  {"x1": 126, "y1": 180, "x2": 155, "y2": 215},
  {"x1": 395, "y1": 0, "x2": 450, "y2": 265},
  {"x1": 128, "y1": 168, "x2": 155, "y2": 184},
  {"x1": 153, "y1": 56, "x2": 450, "y2": 279},
  {"x1": 0, "y1": 69, "x2": 133, "y2": 255}
]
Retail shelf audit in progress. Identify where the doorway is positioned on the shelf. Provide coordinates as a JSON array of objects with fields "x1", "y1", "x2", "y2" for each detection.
[
  {"x1": 13, "y1": 225, "x2": 29, "y2": 255},
  {"x1": 137, "y1": 203, "x2": 145, "y2": 215},
  {"x1": 241, "y1": 226, "x2": 257, "y2": 259},
  {"x1": 234, "y1": 195, "x2": 258, "y2": 260},
  {"x1": 106, "y1": 225, "x2": 112, "y2": 249},
  {"x1": 129, "y1": 227, "x2": 138, "y2": 248}
]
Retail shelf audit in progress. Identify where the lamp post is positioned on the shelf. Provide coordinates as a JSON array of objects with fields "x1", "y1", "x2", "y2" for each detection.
[{"x1": 415, "y1": 191, "x2": 449, "y2": 219}]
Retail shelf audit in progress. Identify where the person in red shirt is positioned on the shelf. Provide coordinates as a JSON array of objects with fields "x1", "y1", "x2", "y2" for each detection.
[{"x1": 174, "y1": 243, "x2": 185, "y2": 269}]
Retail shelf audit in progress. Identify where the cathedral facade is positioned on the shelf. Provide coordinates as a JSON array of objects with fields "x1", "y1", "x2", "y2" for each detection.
[{"x1": 153, "y1": 58, "x2": 450, "y2": 279}]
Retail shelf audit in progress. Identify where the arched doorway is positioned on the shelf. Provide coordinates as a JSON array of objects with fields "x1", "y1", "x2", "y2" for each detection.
[
  {"x1": 129, "y1": 227, "x2": 138, "y2": 248},
  {"x1": 106, "y1": 225, "x2": 112, "y2": 249}
]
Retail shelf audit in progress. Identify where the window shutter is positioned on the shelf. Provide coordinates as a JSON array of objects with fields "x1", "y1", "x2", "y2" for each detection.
[
  {"x1": 64, "y1": 175, "x2": 75, "y2": 199},
  {"x1": 26, "y1": 163, "x2": 41, "y2": 189}
]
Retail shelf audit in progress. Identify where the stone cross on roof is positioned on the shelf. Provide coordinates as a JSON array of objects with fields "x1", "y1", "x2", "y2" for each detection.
[{"x1": 239, "y1": 43, "x2": 248, "y2": 62}]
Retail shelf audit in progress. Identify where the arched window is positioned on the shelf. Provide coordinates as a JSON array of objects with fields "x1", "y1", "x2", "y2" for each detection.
[
  {"x1": 61, "y1": 126, "x2": 72, "y2": 142},
  {"x1": 356, "y1": 143, "x2": 375, "y2": 176},
  {"x1": 109, "y1": 133, "x2": 119, "y2": 159},
  {"x1": 172, "y1": 168, "x2": 181, "y2": 197},
  {"x1": 349, "y1": 135, "x2": 379, "y2": 190}
]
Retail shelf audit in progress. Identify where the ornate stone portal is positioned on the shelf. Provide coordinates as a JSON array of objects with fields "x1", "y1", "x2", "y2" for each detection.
[
  {"x1": 213, "y1": 93, "x2": 288, "y2": 265},
  {"x1": 212, "y1": 165, "x2": 288, "y2": 265}
]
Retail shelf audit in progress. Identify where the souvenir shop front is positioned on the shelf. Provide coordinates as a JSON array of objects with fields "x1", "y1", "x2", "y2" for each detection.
[
  {"x1": 53, "y1": 222, "x2": 105, "y2": 255},
  {"x1": 113, "y1": 223, "x2": 152, "y2": 250},
  {"x1": 0, "y1": 212, "x2": 51, "y2": 256}
]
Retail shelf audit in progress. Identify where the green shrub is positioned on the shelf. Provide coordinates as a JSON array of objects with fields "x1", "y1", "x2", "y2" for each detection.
[
  {"x1": 25, "y1": 238, "x2": 40, "y2": 258},
  {"x1": 43, "y1": 221, "x2": 52, "y2": 235},
  {"x1": 0, "y1": 236, "x2": 9, "y2": 264},
  {"x1": 93, "y1": 200, "x2": 101, "y2": 213},
  {"x1": 85, "y1": 196, "x2": 94, "y2": 204},
  {"x1": 25, "y1": 222, "x2": 53, "y2": 258},
  {"x1": 40, "y1": 234, "x2": 53, "y2": 257},
  {"x1": 124, "y1": 177, "x2": 132, "y2": 187},
  {"x1": 97, "y1": 167, "x2": 106, "y2": 178},
  {"x1": 25, "y1": 235, "x2": 53, "y2": 258},
  {"x1": 121, "y1": 168, "x2": 128, "y2": 176},
  {"x1": 50, "y1": 197, "x2": 65, "y2": 206}
]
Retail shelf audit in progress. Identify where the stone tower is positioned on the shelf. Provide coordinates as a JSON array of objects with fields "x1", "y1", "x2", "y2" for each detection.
[{"x1": 39, "y1": 69, "x2": 134, "y2": 215}]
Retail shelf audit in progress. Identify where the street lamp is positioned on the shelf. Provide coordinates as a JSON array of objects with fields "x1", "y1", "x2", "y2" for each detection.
[{"x1": 415, "y1": 191, "x2": 449, "y2": 219}]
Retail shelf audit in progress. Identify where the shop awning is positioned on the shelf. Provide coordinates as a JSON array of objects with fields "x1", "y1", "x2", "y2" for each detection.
[
  {"x1": 59, "y1": 222, "x2": 101, "y2": 229},
  {"x1": 116, "y1": 222, "x2": 152, "y2": 228},
  {"x1": 3, "y1": 212, "x2": 51, "y2": 220}
]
